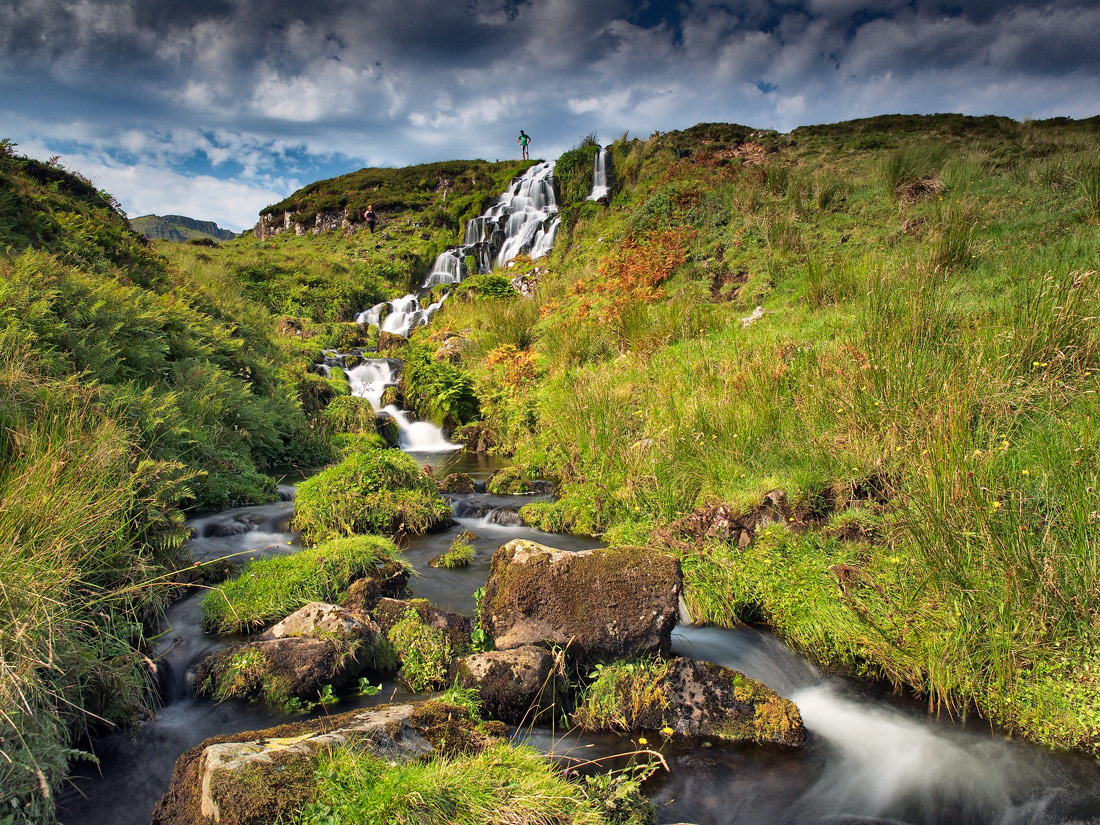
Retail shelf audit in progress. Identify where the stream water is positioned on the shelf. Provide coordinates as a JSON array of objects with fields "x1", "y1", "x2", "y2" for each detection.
[{"x1": 57, "y1": 444, "x2": 1100, "y2": 825}]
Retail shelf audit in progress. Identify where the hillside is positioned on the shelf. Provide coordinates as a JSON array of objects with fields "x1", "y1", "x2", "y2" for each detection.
[
  {"x1": 129, "y1": 213, "x2": 236, "y2": 242},
  {"x1": 420, "y1": 113, "x2": 1100, "y2": 754}
]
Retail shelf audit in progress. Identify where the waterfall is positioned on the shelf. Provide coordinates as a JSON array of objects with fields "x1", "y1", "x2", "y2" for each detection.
[
  {"x1": 381, "y1": 404, "x2": 460, "y2": 452},
  {"x1": 345, "y1": 359, "x2": 400, "y2": 410},
  {"x1": 586, "y1": 147, "x2": 611, "y2": 202},
  {"x1": 357, "y1": 294, "x2": 447, "y2": 338},
  {"x1": 413, "y1": 160, "x2": 559, "y2": 289}
]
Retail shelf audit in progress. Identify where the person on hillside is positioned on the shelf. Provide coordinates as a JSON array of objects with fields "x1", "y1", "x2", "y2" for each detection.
[
  {"x1": 517, "y1": 130, "x2": 531, "y2": 160},
  {"x1": 364, "y1": 205, "x2": 377, "y2": 233}
]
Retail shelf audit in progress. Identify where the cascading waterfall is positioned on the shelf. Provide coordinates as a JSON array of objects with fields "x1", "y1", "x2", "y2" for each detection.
[
  {"x1": 417, "y1": 160, "x2": 559, "y2": 289},
  {"x1": 355, "y1": 293, "x2": 447, "y2": 338},
  {"x1": 586, "y1": 146, "x2": 611, "y2": 201}
]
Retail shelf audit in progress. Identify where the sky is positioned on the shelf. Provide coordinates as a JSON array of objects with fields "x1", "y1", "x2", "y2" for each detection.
[{"x1": 2, "y1": 0, "x2": 1099, "y2": 232}]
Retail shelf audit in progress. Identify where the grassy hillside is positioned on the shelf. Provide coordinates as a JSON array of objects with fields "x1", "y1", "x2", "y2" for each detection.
[
  {"x1": 260, "y1": 159, "x2": 533, "y2": 232},
  {"x1": 425, "y1": 114, "x2": 1100, "y2": 753}
]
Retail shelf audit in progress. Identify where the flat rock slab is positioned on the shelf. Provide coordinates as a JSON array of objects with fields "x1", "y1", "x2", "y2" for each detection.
[
  {"x1": 482, "y1": 540, "x2": 682, "y2": 662},
  {"x1": 452, "y1": 644, "x2": 565, "y2": 725}
]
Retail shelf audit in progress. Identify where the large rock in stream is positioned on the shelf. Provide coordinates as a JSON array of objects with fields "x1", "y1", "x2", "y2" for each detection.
[
  {"x1": 194, "y1": 602, "x2": 390, "y2": 705},
  {"x1": 451, "y1": 645, "x2": 567, "y2": 725},
  {"x1": 481, "y1": 540, "x2": 682, "y2": 662},
  {"x1": 574, "y1": 656, "x2": 807, "y2": 748},
  {"x1": 151, "y1": 701, "x2": 503, "y2": 825}
]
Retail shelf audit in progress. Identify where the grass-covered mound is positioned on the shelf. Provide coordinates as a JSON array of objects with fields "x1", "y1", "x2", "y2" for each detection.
[
  {"x1": 431, "y1": 114, "x2": 1100, "y2": 754},
  {"x1": 297, "y1": 741, "x2": 653, "y2": 825},
  {"x1": 293, "y1": 448, "x2": 452, "y2": 541},
  {"x1": 201, "y1": 536, "x2": 408, "y2": 634}
]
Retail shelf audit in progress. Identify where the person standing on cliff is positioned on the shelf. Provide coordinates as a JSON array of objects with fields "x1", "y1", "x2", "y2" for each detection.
[
  {"x1": 517, "y1": 130, "x2": 531, "y2": 160},
  {"x1": 363, "y1": 205, "x2": 377, "y2": 233}
]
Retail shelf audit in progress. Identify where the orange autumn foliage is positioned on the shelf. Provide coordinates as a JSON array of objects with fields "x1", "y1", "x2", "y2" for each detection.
[{"x1": 568, "y1": 228, "x2": 695, "y2": 322}]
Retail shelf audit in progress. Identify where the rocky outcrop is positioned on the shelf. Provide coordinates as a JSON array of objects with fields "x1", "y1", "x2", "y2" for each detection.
[
  {"x1": 253, "y1": 208, "x2": 363, "y2": 240},
  {"x1": 574, "y1": 657, "x2": 806, "y2": 748},
  {"x1": 452, "y1": 645, "x2": 566, "y2": 725},
  {"x1": 339, "y1": 562, "x2": 410, "y2": 612},
  {"x1": 194, "y1": 603, "x2": 389, "y2": 705},
  {"x1": 482, "y1": 540, "x2": 682, "y2": 662},
  {"x1": 152, "y1": 701, "x2": 503, "y2": 825}
]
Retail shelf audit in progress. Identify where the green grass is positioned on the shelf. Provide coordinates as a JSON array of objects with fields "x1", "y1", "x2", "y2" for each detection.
[
  {"x1": 298, "y1": 742, "x2": 629, "y2": 825},
  {"x1": 432, "y1": 540, "x2": 476, "y2": 569},
  {"x1": 200, "y1": 535, "x2": 408, "y2": 634},
  {"x1": 293, "y1": 448, "x2": 452, "y2": 542},
  {"x1": 386, "y1": 607, "x2": 452, "y2": 693},
  {"x1": 433, "y1": 114, "x2": 1100, "y2": 754}
]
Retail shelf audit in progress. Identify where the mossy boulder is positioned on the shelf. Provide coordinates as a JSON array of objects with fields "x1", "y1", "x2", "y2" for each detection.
[
  {"x1": 194, "y1": 603, "x2": 392, "y2": 706},
  {"x1": 451, "y1": 421, "x2": 497, "y2": 452},
  {"x1": 293, "y1": 448, "x2": 452, "y2": 542},
  {"x1": 322, "y1": 395, "x2": 378, "y2": 434},
  {"x1": 438, "y1": 471, "x2": 475, "y2": 493},
  {"x1": 151, "y1": 701, "x2": 501, "y2": 825},
  {"x1": 340, "y1": 562, "x2": 411, "y2": 612},
  {"x1": 377, "y1": 331, "x2": 408, "y2": 353},
  {"x1": 371, "y1": 597, "x2": 474, "y2": 655},
  {"x1": 428, "y1": 539, "x2": 475, "y2": 569},
  {"x1": 452, "y1": 645, "x2": 566, "y2": 725},
  {"x1": 481, "y1": 541, "x2": 682, "y2": 663},
  {"x1": 574, "y1": 657, "x2": 807, "y2": 748},
  {"x1": 379, "y1": 384, "x2": 402, "y2": 408},
  {"x1": 486, "y1": 466, "x2": 539, "y2": 495}
]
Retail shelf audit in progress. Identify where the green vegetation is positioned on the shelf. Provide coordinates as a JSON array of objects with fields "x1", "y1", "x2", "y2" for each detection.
[
  {"x1": 201, "y1": 536, "x2": 408, "y2": 633},
  {"x1": 298, "y1": 742, "x2": 644, "y2": 825},
  {"x1": 430, "y1": 539, "x2": 476, "y2": 569},
  {"x1": 262, "y1": 159, "x2": 532, "y2": 228},
  {"x1": 293, "y1": 448, "x2": 452, "y2": 542},
  {"x1": 573, "y1": 659, "x2": 671, "y2": 732},
  {"x1": 386, "y1": 607, "x2": 452, "y2": 692},
  {"x1": 399, "y1": 337, "x2": 480, "y2": 426},
  {"x1": 433, "y1": 114, "x2": 1100, "y2": 753},
  {"x1": 128, "y1": 213, "x2": 235, "y2": 243}
]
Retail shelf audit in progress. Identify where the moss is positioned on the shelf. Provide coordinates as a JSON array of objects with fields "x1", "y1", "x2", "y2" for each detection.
[
  {"x1": 293, "y1": 448, "x2": 452, "y2": 542},
  {"x1": 403, "y1": 700, "x2": 504, "y2": 756},
  {"x1": 486, "y1": 466, "x2": 536, "y2": 495},
  {"x1": 438, "y1": 472, "x2": 475, "y2": 493},
  {"x1": 206, "y1": 750, "x2": 319, "y2": 825}
]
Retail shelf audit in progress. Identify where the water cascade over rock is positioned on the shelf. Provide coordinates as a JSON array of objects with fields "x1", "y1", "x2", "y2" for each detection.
[
  {"x1": 586, "y1": 146, "x2": 611, "y2": 202},
  {"x1": 355, "y1": 293, "x2": 447, "y2": 338},
  {"x1": 420, "y1": 160, "x2": 559, "y2": 290}
]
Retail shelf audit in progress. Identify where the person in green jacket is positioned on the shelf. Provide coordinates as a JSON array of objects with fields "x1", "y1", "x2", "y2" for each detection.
[{"x1": 517, "y1": 130, "x2": 531, "y2": 160}]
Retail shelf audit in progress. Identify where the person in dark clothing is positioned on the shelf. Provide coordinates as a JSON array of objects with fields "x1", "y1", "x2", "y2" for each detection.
[
  {"x1": 517, "y1": 130, "x2": 530, "y2": 160},
  {"x1": 364, "y1": 205, "x2": 377, "y2": 233}
]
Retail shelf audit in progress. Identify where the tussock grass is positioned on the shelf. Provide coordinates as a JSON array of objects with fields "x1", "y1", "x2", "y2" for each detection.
[
  {"x1": 298, "y1": 743, "x2": 615, "y2": 825},
  {"x1": 200, "y1": 535, "x2": 408, "y2": 634}
]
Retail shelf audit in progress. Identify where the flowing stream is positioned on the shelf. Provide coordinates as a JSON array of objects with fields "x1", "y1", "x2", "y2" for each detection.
[{"x1": 57, "y1": 448, "x2": 1100, "y2": 825}]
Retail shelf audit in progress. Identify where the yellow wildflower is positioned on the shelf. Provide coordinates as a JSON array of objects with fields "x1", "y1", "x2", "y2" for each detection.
[
  {"x1": 661, "y1": 726, "x2": 674, "y2": 736},
  {"x1": 637, "y1": 736, "x2": 648, "y2": 746}
]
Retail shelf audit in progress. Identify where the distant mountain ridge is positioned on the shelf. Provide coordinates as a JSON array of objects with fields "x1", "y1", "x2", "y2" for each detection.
[{"x1": 130, "y1": 213, "x2": 235, "y2": 242}]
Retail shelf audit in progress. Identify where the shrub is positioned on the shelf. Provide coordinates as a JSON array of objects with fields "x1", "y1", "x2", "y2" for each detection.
[
  {"x1": 201, "y1": 535, "x2": 408, "y2": 633},
  {"x1": 293, "y1": 448, "x2": 452, "y2": 542},
  {"x1": 400, "y1": 340, "x2": 479, "y2": 426}
]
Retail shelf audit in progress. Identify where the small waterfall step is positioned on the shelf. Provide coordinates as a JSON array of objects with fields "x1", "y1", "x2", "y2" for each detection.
[{"x1": 586, "y1": 146, "x2": 611, "y2": 202}]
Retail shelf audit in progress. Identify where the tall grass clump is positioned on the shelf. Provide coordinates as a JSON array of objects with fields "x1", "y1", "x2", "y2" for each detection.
[
  {"x1": 1068, "y1": 156, "x2": 1100, "y2": 221},
  {"x1": 297, "y1": 743, "x2": 625, "y2": 825},
  {"x1": 293, "y1": 448, "x2": 452, "y2": 542},
  {"x1": 882, "y1": 143, "x2": 949, "y2": 201},
  {"x1": 0, "y1": 350, "x2": 186, "y2": 820},
  {"x1": 200, "y1": 535, "x2": 408, "y2": 633}
]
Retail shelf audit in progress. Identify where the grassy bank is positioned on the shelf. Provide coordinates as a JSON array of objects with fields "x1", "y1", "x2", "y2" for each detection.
[{"x1": 430, "y1": 115, "x2": 1100, "y2": 753}]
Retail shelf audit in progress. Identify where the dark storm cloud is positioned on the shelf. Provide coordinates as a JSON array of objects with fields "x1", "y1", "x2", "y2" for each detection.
[{"x1": 1, "y1": 0, "x2": 1097, "y2": 229}]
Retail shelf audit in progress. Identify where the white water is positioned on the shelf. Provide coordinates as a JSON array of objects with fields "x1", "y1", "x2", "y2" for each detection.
[
  {"x1": 381, "y1": 404, "x2": 461, "y2": 452},
  {"x1": 346, "y1": 359, "x2": 398, "y2": 409},
  {"x1": 413, "y1": 160, "x2": 559, "y2": 289},
  {"x1": 356, "y1": 293, "x2": 447, "y2": 338},
  {"x1": 586, "y1": 146, "x2": 611, "y2": 201}
]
